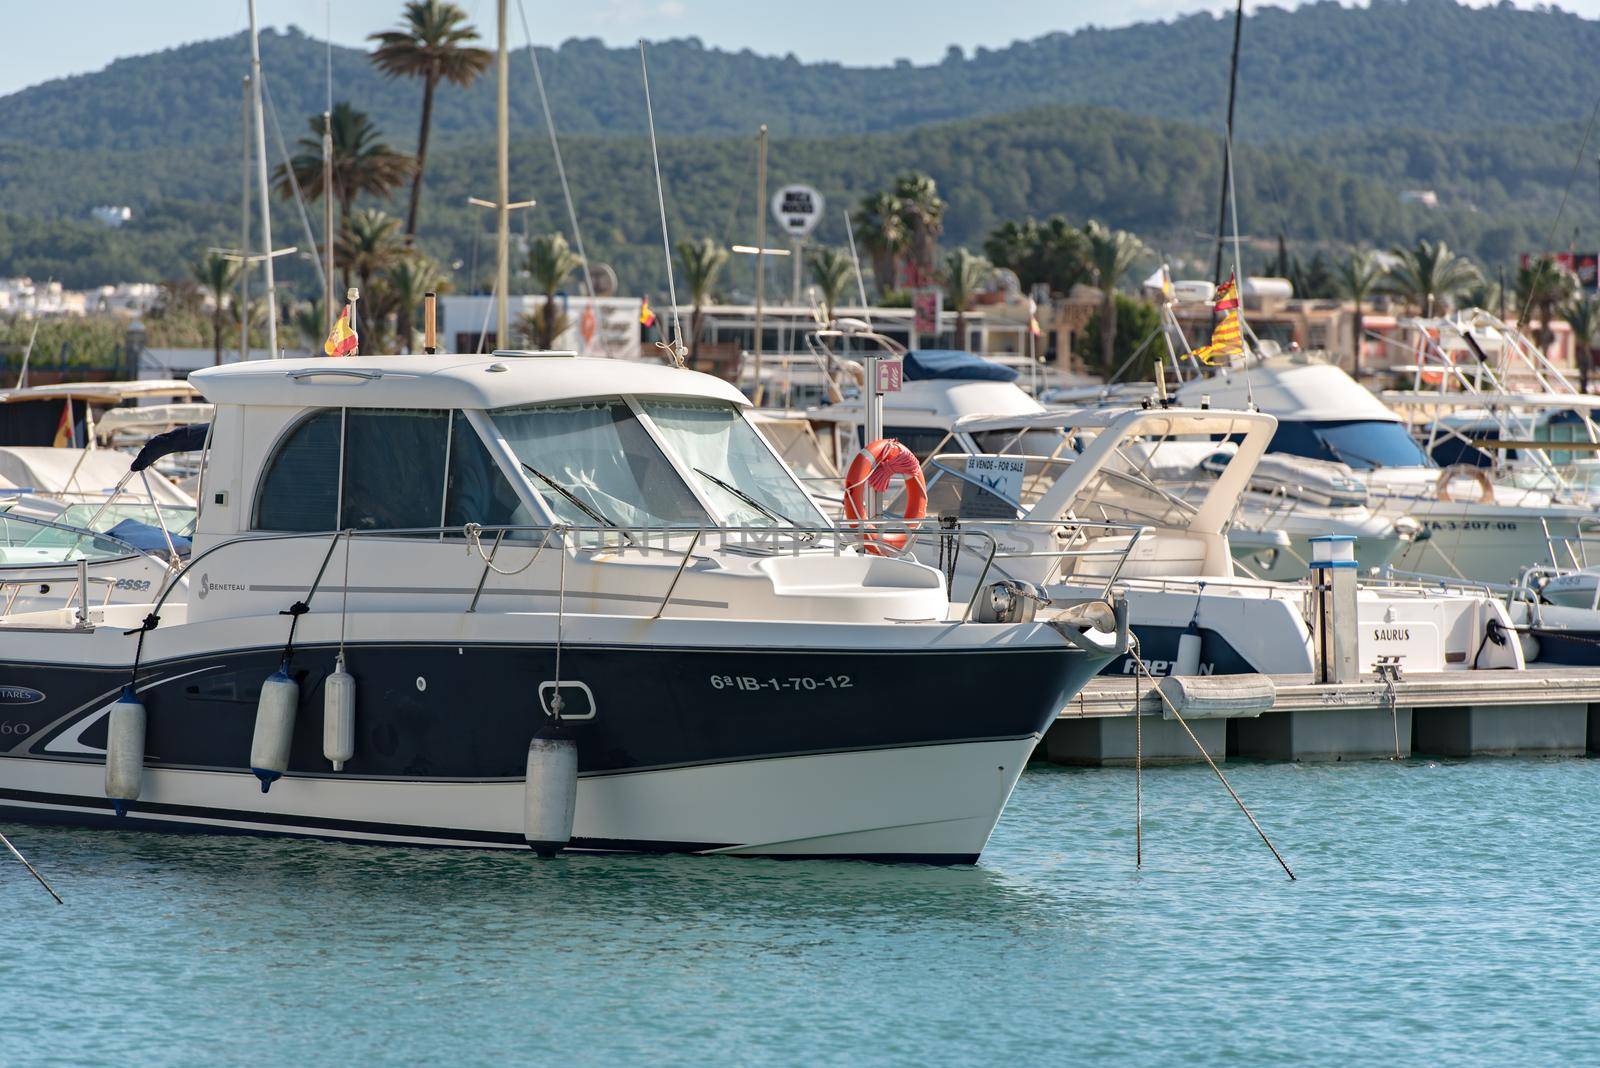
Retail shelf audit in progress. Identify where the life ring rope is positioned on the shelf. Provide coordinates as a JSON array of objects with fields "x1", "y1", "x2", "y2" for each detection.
[{"x1": 843, "y1": 438, "x2": 928, "y2": 556}]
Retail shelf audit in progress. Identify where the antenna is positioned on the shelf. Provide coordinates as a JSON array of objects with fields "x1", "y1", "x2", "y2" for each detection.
[{"x1": 638, "y1": 41, "x2": 685, "y2": 365}]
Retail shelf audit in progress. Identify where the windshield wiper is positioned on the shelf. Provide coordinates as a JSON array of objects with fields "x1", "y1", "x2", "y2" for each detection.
[
  {"x1": 520, "y1": 462, "x2": 633, "y2": 542},
  {"x1": 694, "y1": 467, "x2": 815, "y2": 541}
]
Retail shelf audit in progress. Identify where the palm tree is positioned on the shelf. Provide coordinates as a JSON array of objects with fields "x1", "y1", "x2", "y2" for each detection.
[
  {"x1": 190, "y1": 251, "x2": 239, "y2": 366},
  {"x1": 942, "y1": 248, "x2": 991, "y2": 351},
  {"x1": 339, "y1": 209, "x2": 406, "y2": 322},
  {"x1": 676, "y1": 238, "x2": 729, "y2": 368},
  {"x1": 893, "y1": 173, "x2": 945, "y2": 284},
  {"x1": 852, "y1": 191, "x2": 907, "y2": 298},
  {"x1": 527, "y1": 233, "x2": 581, "y2": 349},
  {"x1": 809, "y1": 247, "x2": 855, "y2": 326},
  {"x1": 1515, "y1": 255, "x2": 1579, "y2": 352},
  {"x1": 383, "y1": 255, "x2": 448, "y2": 353},
  {"x1": 369, "y1": 1, "x2": 491, "y2": 240},
  {"x1": 984, "y1": 216, "x2": 1092, "y2": 296},
  {"x1": 1563, "y1": 295, "x2": 1600, "y2": 393},
  {"x1": 1335, "y1": 250, "x2": 1382, "y2": 378},
  {"x1": 1084, "y1": 221, "x2": 1147, "y2": 372},
  {"x1": 275, "y1": 102, "x2": 413, "y2": 283},
  {"x1": 1384, "y1": 239, "x2": 1479, "y2": 317}
]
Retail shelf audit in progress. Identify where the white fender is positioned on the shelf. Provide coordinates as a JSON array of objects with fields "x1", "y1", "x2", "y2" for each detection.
[
  {"x1": 250, "y1": 665, "x2": 299, "y2": 792},
  {"x1": 104, "y1": 687, "x2": 146, "y2": 816},
  {"x1": 323, "y1": 655, "x2": 356, "y2": 771},
  {"x1": 524, "y1": 729, "x2": 577, "y2": 856}
]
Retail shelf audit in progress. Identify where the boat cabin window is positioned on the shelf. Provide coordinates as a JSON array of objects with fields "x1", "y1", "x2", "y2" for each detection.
[
  {"x1": 255, "y1": 407, "x2": 529, "y2": 535},
  {"x1": 490, "y1": 399, "x2": 708, "y2": 529},
  {"x1": 642, "y1": 398, "x2": 826, "y2": 529},
  {"x1": 254, "y1": 408, "x2": 342, "y2": 531},
  {"x1": 341, "y1": 409, "x2": 449, "y2": 531},
  {"x1": 444, "y1": 411, "x2": 525, "y2": 530},
  {"x1": 1268, "y1": 419, "x2": 1431, "y2": 469}
]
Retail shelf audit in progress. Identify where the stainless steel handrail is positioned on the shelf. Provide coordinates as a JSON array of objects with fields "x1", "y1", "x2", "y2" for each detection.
[{"x1": 142, "y1": 515, "x2": 1148, "y2": 632}]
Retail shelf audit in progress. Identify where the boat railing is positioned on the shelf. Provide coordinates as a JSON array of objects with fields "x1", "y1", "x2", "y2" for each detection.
[{"x1": 148, "y1": 516, "x2": 1149, "y2": 629}]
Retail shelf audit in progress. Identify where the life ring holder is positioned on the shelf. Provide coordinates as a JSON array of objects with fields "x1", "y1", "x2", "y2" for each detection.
[
  {"x1": 842, "y1": 438, "x2": 928, "y2": 556},
  {"x1": 1435, "y1": 464, "x2": 1495, "y2": 504}
]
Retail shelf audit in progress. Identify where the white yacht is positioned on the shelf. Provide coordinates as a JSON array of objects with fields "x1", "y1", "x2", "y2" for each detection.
[
  {"x1": 0, "y1": 352, "x2": 1120, "y2": 863},
  {"x1": 1174, "y1": 353, "x2": 1590, "y2": 585},
  {"x1": 907, "y1": 402, "x2": 1525, "y2": 678},
  {"x1": 787, "y1": 349, "x2": 1405, "y2": 580}
]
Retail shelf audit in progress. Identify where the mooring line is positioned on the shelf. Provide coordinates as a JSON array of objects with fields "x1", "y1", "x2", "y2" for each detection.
[
  {"x1": 1129, "y1": 645, "x2": 1295, "y2": 881},
  {"x1": 0, "y1": 829, "x2": 63, "y2": 904}
]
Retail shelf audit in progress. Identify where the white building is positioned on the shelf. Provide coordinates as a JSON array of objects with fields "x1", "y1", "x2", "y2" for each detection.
[{"x1": 90, "y1": 205, "x2": 133, "y2": 227}]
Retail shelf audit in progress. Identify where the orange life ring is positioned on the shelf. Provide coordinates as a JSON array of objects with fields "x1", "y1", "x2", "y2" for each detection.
[{"x1": 843, "y1": 438, "x2": 928, "y2": 555}]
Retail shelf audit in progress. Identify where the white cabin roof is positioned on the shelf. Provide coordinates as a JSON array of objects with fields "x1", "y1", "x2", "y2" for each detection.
[
  {"x1": 0, "y1": 379, "x2": 198, "y2": 404},
  {"x1": 1175, "y1": 357, "x2": 1399, "y2": 423},
  {"x1": 190, "y1": 353, "x2": 750, "y2": 410},
  {"x1": 806, "y1": 379, "x2": 1044, "y2": 427},
  {"x1": 954, "y1": 405, "x2": 1276, "y2": 437}
]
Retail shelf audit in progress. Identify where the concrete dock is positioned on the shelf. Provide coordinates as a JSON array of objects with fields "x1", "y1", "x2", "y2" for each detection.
[{"x1": 1043, "y1": 668, "x2": 1600, "y2": 765}]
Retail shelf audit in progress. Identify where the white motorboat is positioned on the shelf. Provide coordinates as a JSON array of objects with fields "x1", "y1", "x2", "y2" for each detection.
[
  {"x1": 782, "y1": 347, "x2": 1405, "y2": 580},
  {"x1": 905, "y1": 402, "x2": 1525, "y2": 678},
  {"x1": 1173, "y1": 352, "x2": 1590, "y2": 585},
  {"x1": 0, "y1": 351, "x2": 1121, "y2": 862}
]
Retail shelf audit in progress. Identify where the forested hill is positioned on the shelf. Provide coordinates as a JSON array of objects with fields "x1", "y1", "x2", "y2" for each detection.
[
  {"x1": 0, "y1": 104, "x2": 1580, "y2": 291},
  {"x1": 2, "y1": 0, "x2": 1598, "y2": 151}
]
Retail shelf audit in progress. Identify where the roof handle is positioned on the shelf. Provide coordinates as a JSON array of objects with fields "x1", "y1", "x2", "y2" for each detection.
[{"x1": 285, "y1": 368, "x2": 384, "y2": 382}]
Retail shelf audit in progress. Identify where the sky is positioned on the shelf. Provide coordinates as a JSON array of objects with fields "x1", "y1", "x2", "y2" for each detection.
[{"x1": 3, "y1": 0, "x2": 1596, "y2": 96}]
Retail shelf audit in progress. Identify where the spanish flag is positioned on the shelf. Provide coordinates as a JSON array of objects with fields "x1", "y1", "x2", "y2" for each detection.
[
  {"x1": 639, "y1": 296, "x2": 657, "y2": 329},
  {"x1": 1191, "y1": 308, "x2": 1244, "y2": 366},
  {"x1": 323, "y1": 306, "x2": 358, "y2": 357},
  {"x1": 52, "y1": 399, "x2": 73, "y2": 448}
]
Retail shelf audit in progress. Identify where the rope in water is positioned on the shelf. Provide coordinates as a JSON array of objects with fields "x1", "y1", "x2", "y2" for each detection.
[{"x1": 1128, "y1": 643, "x2": 1296, "y2": 881}]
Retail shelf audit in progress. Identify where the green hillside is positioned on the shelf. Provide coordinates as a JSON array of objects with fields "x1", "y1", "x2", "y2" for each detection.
[
  {"x1": 2, "y1": 0, "x2": 1598, "y2": 152},
  {"x1": 0, "y1": 103, "x2": 1576, "y2": 294}
]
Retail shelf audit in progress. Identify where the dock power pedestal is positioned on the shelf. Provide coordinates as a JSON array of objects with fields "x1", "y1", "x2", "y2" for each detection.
[{"x1": 1309, "y1": 535, "x2": 1359, "y2": 685}]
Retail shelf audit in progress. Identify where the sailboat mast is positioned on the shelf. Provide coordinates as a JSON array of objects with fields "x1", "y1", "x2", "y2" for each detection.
[
  {"x1": 495, "y1": 0, "x2": 510, "y2": 348},
  {"x1": 247, "y1": 0, "x2": 279, "y2": 357},
  {"x1": 1211, "y1": 0, "x2": 1245, "y2": 309},
  {"x1": 754, "y1": 124, "x2": 768, "y2": 404},
  {"x1": 324, "y1": 111, "x2": 335, "y2": 331},
  {"x1": 324, "y1": 1, "x2": 335, "y2": 332},
  {"x1": 240, "y1": 75, "x2": 251, "y2": 364}
]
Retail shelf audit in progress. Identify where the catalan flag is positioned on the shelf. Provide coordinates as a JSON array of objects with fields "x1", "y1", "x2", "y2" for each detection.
[
  {"x1": 323, "y1": 305, "x2": 358, "y2": 358},
  {"x1": 639, "y1": 296, "x2": 657, "y2": 329},
  {"x1": 1214, "y1": 272, "x2": 1239, "y2": 312},
  {"x1": 1191, "y1": 308, "x2": 1244, "y2": 365}
]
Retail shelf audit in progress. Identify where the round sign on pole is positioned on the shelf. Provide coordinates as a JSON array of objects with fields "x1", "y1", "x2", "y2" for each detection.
[{"x1": 771, "y1": 184, "x2": 825, "y2": 238}]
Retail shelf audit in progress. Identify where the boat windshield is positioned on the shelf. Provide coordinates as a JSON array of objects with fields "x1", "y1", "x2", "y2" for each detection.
[
  {"x1": 490, "y1": 399, "x2": 709, "y2": 530},
  {"x1": 0, "y1": 513, "x2": 146, "y2": 565},
  {"x1": 1268, "y1": 419, "x2": 1432, "y2": 469},
  {"x1": 0, "y1": 502, "x2": 196, "y2": 558},
  {"x1": 641, "y1": 399, "x2": 827, "y2": 529}
]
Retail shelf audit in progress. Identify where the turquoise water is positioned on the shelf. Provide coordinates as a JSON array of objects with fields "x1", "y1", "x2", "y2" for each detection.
[{"x1": 7, "y1": 758, "x2": 1600, "y2": 1065}]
